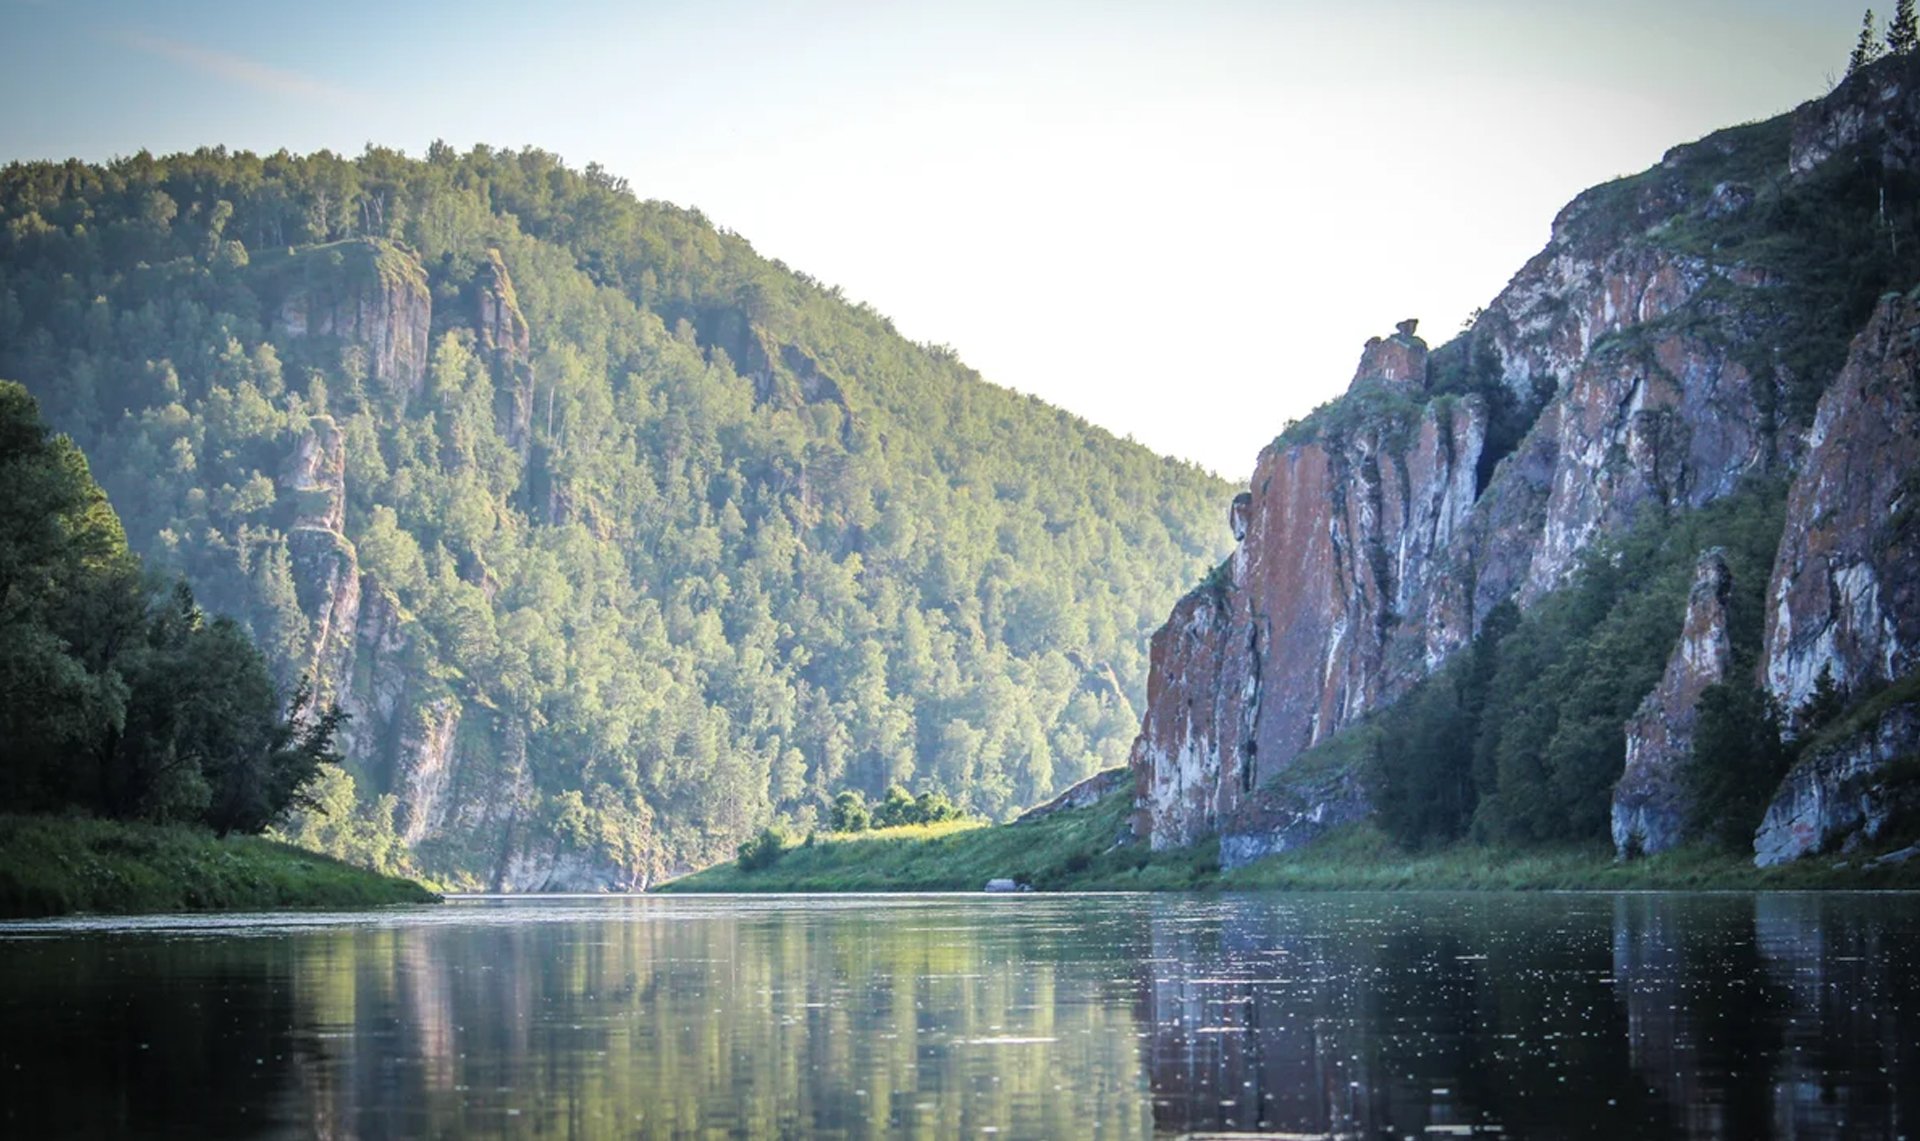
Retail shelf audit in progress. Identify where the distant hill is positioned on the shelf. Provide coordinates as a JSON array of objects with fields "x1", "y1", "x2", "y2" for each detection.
[{"x1": 0, "y1": 144, "x2": 1232, "y2": 887}]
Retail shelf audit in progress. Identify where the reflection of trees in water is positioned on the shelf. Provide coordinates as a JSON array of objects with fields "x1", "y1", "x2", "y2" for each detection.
[
  {"x1": 272, "y1": 902, "x2": 1155, "y2": 1136},
  {"x1": 1138, "y1": 896, "x2": 1920, "y2": 1140},
  {"x1": 0, "y1": 936, "x2": 311, "y2": 1138},
  {"x1": 1750, "y1": 895, "x2": 1918, "y2": 1138},
  {"x1": 2, "y1": 897, "x2": 1916, "y2": 1139}
]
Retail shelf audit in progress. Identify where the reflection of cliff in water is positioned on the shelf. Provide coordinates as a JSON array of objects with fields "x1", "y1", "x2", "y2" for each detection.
[
  {"x1": 1140, "y1": 895, "x2": 1920, "y2": 1140},
  {"x1": 2, "y1": 896, "x2": 1917, "y2": 1139}
]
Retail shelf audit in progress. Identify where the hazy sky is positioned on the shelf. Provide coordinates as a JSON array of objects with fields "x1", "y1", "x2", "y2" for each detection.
[{"x1": 1, "y1": 0, "x2": 1861, "y2": 477}]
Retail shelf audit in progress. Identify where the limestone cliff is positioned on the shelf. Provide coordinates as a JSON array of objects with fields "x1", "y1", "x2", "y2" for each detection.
[
  {"x1": 1131, "y1": 375, "x2": 1483, "y2": 852},
  {"x1": 270, "y1": 239, "x2": 431, "y2": 400},
  {"x1": 1753, "y1": 290, "x2": 1920, "y2": 861},
  {"x1": 1130, "y1": 58, "x2": 1920, "y2": 863},
  {"x1": 273, "y1": 249, "x2": 623, "y2": 891},
  {"x1": 1762, "y1": 292, "x2": 1920, "y2": 717},
  {"x1": 473, "y1": 247, "x2": 535, "y2": 455},
  {"x1": 1611, "y1": 549, "x2": 1733, "y2": 857}
]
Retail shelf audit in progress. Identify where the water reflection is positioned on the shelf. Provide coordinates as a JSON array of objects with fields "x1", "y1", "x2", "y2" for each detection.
[
  {"x1": 1141, "y1": 894, "x2": 1920, "y2": 1139},
  {"x1": 0, "y1": 893, "x2": 1914, "y2": 1138}
]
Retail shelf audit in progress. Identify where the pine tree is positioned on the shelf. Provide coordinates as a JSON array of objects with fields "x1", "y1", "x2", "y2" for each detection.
[
  {"x1": 1852, "y1": 8, "x2": 1886, "y2": 73},
  {"x1": 1890, "y1": 0, "x2": 1917, "y2": 54}
]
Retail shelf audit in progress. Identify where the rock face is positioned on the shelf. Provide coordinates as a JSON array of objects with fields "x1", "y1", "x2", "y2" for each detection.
[
  {"x1": 1481, "y1": 325, "x2": 1774, "y2": 612},
  {"x1": 1753, "y1": 704, "x2": 1920, "y2": 865},
  {"x1": 1788, "y1": 52, "x2": 1920, "y2": 176},
  {"x1": 1131, "y1": 381, "x2": 1484, "y2": 849},
  {"x1": 271, "y1": 257, "x2": 625, "y2": 891},
  {"x1": 1351, "y1": 320, "x2": 1428, "y2": 387},
  {"x1": 1611, "y1": 549, "x2": 1734, "y2": 857},
  {"x1": 473, "y1": 248, "x2": 535, "y2": 454},
  {"x1": 1129, "y1": 64, "x2": 1918, "y2": 859},
  {"x1": 1763, "y1": 292, "x2": 1920, "y2": 717},
  {"x1": 1015, "y1": 766, "x2": 1129, "y2": 824},
  {"x1": 282, "y1": 416, "x2": 360, "y2": 698},
  {"x1": 1751, "y1": 290, "x2": 1920, "y2": 862},
  {"x1": 274, "y1": 239, "x2": 431, "y2": 399}
]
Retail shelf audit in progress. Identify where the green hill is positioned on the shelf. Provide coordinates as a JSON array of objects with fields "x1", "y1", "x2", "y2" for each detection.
[{"x1": 0, "y1": 146, "x2": 1232, "y2": 886}]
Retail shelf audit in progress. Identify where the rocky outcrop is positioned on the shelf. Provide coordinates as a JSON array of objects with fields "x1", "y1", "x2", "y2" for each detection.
[
  {"x1": 1218, "y1": 758, "x2": 1370, "y2": 868},
  {"x1": 1611, "y1": 549, "x2": 1734, "y2": 857},
  {"x1": 1351, "y1": 319, "x2": 1428, "y2": 387},
  {"x1": 473, "y1": 248, "x2": 531, "y2": 361},
  {"x1": 281, "y1": 416, "x2": 360, "y2": 706},
  {"x1": 1788, "y1": 52, "x2": 1920, "y2": 176},
  {"x1": 274, "y1": 238, "x2": 431, "y2": 399},
  {"x1": 473, "y1": 248, "x2": 535, "y2": 454},
  {"x1": 1494, "y1": 328, "x2": 1773, "y2": 611},
  {"x1": 1128, "y1": 78, "x2": 1856, "y2": 856},
  {"x1": 1015, "y1": 765, "x2": 1128, "y2": 824},
  {"x1": 1753, "y1": 703, "x2": 1920, "y2": 865},
  {"x1": 1750, "y1": 289, "x2": 1920, "y2": 862},
  {"x1": 394, "y1": 695, "x2": 461, "y2": 846},
  {"x1": 1130, "y1": 369, "x2": 1484, "y2": 849},
  {"x1": 1763, "y1": 291, "x2": 1920, "y2": 718},
  {"x1": 495, "y1": 842, "x2": 631, "y2": 893}
]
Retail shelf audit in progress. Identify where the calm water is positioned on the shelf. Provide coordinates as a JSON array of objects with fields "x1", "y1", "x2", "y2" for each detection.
[{"x1": 0, "y1": 893, "x2": 1916, "y2": 1139}]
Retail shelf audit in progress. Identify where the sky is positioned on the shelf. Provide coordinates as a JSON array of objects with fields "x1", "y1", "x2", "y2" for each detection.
[{"x1": 0, "y1": 0, "x2": 1863, "y2": 478}]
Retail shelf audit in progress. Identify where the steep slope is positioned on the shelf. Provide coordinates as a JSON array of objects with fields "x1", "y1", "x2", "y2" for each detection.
[
  {"x1": 1129, "y1": 54, "x2": 1920, "y2": 865},
  {"x1": 0, "y1": 148, "x2": 1232, "y2": 887}
]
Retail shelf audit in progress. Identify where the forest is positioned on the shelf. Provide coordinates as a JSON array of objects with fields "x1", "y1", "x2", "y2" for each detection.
[
  {"x1": 0, "y1": 380, "x2": 336, "y2": 835},
  {"x1": 0, "y1": 145, "x2": 1230, "y2": 883}
]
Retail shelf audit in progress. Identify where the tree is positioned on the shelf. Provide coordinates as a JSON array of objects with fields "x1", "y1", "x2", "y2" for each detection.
[
  {"x1": 736, "y1": 826, "x2": 786, "y2": 871},
  {"x1": 0, "y1": 382, "x2": 336, "y2": 834},
  {"x1": 828, "y1": 789, "x2": 870, "y2": 833},
  {"x1": 1685, "y1": 683, "x2": 1790, "y2": 848},
  {"x1": 873, "y1": 784, "x2": 919, "y2": 829},
  {"x1": 1791, "y1": 664, "x2": 1847, "y2": 740},
  {"x1": 1891, "y1": 0, "x2": 1917, "y2": 54},
  {"x1": 1852, "y1": 9, "x2": 1887, "y2": 72}
]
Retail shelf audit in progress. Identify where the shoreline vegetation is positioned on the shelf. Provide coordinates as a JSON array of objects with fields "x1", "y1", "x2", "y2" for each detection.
[
  {"x1": 0, "y1": 815, "x2": 438, "y2": 919},
  {"x1": 660, "y1": 775, "x2": 1920, "y2": 894}
]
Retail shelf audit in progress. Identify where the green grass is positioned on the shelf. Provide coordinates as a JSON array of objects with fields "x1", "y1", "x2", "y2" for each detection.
[
  {"x1": 1218, "y1": 823, "x2": 1920, "y2": 891},
  {"x1": 0, "y1": 815, "x2": 440, "y2": 919},
  {"x1": 661, "y1": 781, "x2": 1221, "y2": 893},
  {"x1": 664, "y1": 775, "x2": 1920, "y2": 894}
]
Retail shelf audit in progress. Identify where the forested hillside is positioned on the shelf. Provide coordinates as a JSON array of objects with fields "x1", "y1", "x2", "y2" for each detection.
[{"x1": 0, "y1": 146, "x2": 1231, "y2": 886}]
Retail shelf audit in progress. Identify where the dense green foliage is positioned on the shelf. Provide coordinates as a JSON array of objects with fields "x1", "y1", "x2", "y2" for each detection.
[
  {"x1": 1360, "y1": 481, "x2": 1788, "y2": 851},
  {"x1": 0, "y1": 814, "x2": 436, "y2": 918},
  {"x1": 0, "y1": 146, "x2": 1229, "y2": 880},
  {"x1": 0, "y1": 381, "x2": 338, "y2": 834}
]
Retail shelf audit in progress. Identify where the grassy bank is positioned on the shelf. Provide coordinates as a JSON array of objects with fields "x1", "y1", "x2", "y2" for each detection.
[
  {"x1": 0, "y1": 815, "x2": 439, "y2": 919},
  {"x1": 662, "y1": 786, "x2": 1221, "y2": 892},
  {"x1": 664, "y1": 777, "x2": 1920, "y2": 893},
  {"x1": 1218, "y1": 822, "x2": 1920, "y2": 891}
]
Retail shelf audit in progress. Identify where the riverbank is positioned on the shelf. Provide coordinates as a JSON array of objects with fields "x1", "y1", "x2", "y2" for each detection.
[
  {"x1": 0, "y1": 815, "x2": 439, "y2": 918},
  {"x1": 663, "y1": 779, "x2": 1920, "y2": 893},
  {"x1": 661, "y1": 786, "x2": 1219, "y2": 893}
]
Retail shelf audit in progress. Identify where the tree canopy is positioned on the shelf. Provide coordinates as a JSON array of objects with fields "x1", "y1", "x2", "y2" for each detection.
[
  {"x1": 0, "y1": 381, "x2": 336, "y2": 833},
  {"x1": 0, "y1": 145, "x2": 1231, "y2": 882}
]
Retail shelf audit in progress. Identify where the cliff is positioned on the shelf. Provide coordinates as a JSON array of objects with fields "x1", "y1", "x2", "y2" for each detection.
[
  {"x1": 1610, "y1": 549, "x2": 1733, "y2": 856},
  {"x1": 1752, "y1": 289, "x2": 1920, "y2": 862},
  {"x1": 1130, "y1": 55, "x2": 1920, "y2": 866},
  {"x1": 272, "y1": 246, "x2": 627, "y2": 891},
  {"x1": 267, "y1": 239, "x2": 432, "y2": 401}
]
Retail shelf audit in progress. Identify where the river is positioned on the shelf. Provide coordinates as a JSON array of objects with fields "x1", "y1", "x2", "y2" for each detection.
[{"x1": 0, "y1": 892, "x2": 1915, "y2": 1138}]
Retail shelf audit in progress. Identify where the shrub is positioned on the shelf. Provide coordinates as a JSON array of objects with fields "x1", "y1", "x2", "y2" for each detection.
[
  {"x1": 736, "y1": 826, "x2": 787, "y2": 871},
  {"x1": 828, "y1": 790, "x2": 870, "y2": 833}
]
